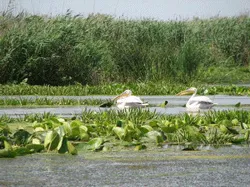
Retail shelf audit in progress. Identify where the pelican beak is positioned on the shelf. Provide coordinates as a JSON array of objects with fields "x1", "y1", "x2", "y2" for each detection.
[
  {"x1": 112, "y1": 92, "x2": 130, "y2": 101},
  {"x1": 176, "y1": 90, "x2": 194, "y2": 96}
]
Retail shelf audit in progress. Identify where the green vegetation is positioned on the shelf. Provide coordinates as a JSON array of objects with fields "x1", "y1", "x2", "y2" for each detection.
[
  {"x1": 0, "y1": 97, "x2": 104, "y2": 107},
  {"x1": 1, "y1": 109, "x2": 250, "y2": 157},
  {"x1": 0, "y1": 83, "x2": 249, "y2": 96},
  {"x1": 0, "y1": 13, "x2": 250, "y2": 86},
  {"x1": 0, "y1": 13, "x2": 250, "y2": 158}
]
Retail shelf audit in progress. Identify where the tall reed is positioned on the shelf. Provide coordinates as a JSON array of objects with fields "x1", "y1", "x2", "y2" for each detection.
[{"x1": 0, "y1": 13, "x2": 249, "y2": 85}]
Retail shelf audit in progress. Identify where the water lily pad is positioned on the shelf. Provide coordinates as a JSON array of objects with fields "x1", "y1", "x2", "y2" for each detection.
[
  {"x1": 44, "y1": 130, "x2": 60, "y2": 151},
  {"x1": 113, "y1": 127, "x2": 125, "y2": 140},
  {"x1": 134, "y1": 144, "x2": 147, "y2": 151},
  {"x1": 140, "y1": 125, "x2": 154, "y2": 134},
  {"x1": 13, "y1": 129, "x2": 31, "y2": 145},
  {"x1": 0, "y1": 141, "x2": 16, "y2": 158},
  {"x1": 0, "y1": 149, "x2": 16, "y2": 158},
  {"x1": 146, "y1": 131, "x2": 163, "y2": 144},
  {"x1": 87, "y1": 137, "x2": 104, "y2": 151},
  {"x1": 4, "y1": 140, "x2": 12, "y2": 150},
  {"x1": 14, "y1": 147, "x2": 32, "y2": 156},
  {"x1": 67, "y1": 141, "x2": 78, "y2": 155},
  {"x1": 58, "y1": 137, "x2": 68, "y2": 154},
  {"x1": 25, "y1": 144, "x2": 44, "y2": 153}
]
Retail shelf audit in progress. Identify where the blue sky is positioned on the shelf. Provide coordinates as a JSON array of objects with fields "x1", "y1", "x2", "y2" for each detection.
[{"x1": 1, "y1": 0, "x2": 250, "y2": 20}]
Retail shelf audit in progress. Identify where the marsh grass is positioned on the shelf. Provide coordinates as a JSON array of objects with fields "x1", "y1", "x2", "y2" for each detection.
[
  {"x1": 0, "y1": 83, "x2": 249, "y2": 96},
  {"x1": 0, "y1": 13, "x2": 249, "y2": 85},
  {"x1": 0, "y1": 97, "x2": 104, "y2": 106}
]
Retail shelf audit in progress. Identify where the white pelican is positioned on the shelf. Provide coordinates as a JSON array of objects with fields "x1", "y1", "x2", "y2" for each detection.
[
  {"x1": 112, "y1": 90, "x2": 148, "y2": 109},
  {"x1": 177, "y1": 87, "x2": 217, "y2": 110}
]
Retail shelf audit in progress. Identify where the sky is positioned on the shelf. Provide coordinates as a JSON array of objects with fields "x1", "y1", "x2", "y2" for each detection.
[{"x1": 1, "y1": 0, "x2": 250, "y2": 20}]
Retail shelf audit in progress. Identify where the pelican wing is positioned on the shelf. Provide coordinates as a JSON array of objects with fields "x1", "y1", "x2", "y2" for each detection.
[
  {"x1": 117, "y1": 96, "x2": 144, "y2": 104},
  {"x1": 189, "y1": 96, "x2": 213, "y2": 103},
  {"x1": 116, "y1": 96, "x2": 148, "y2": 109},
  {"x1": 188, "y1": 96, "x2": 216, "y2": 109}
]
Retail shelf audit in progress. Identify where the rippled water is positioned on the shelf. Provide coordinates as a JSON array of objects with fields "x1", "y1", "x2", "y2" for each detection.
[{"x1": 1, "y1": 146, "x2": 250, "y2": 187}]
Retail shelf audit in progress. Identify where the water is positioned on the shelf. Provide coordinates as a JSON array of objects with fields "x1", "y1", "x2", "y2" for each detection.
[
  {"x1": 1, "y1": 96, "x2": 250, "y2": 186},
  {"x1": 1, "y1": 146, "x2": 250, "y2": 186},
  {"x1": 1, "y1": 95, "x2": 250, "y2": 117},
  {"x1": 1, "y1": 0, "x2": 250, "y2": 20}
]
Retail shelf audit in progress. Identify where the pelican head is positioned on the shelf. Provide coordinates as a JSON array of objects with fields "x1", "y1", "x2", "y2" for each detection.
[
  {"x1": 176, "y1": 87, "x2": 197, "y2": 96},
  {"x1": 112, "y1": 89, "x2": 132, "y2": 101}
]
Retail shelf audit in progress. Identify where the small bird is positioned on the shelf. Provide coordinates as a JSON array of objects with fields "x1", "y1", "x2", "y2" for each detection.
[{"x1": 177, "y1": 87, "x2": 217, "y2": 110}]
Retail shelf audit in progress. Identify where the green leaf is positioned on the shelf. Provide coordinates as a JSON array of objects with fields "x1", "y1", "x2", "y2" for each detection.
[
  {"x1": 134, "y1": 144, "x2": 147, "y2": 151},
  {"x1": 56, "y1": 126, "x2": 66, "y2": 150},
  {"x1": 44, "y1": 130, "x2": 60, "y2": 151},
  {"x1": 0, "y1": 124, "x2": 10, "y2": 136},
  {"x1": 87, "y1": 137, "x2": 104, "y2": 151},
  {"x1": 31, "y1": 137, "x2": 42, "y2": 144},
  {"x1": 241, "y1": 123, "x2": 248, "y2": 130},
  {"x1": 63, "y1": 122, "x2": 72, "y2": 135},
  {"x1": 56, "y1": 126, "x2": 65, "y2": 137},
  {"x1": 113, "y1": 127, "x2": 125, "y2": 140},
  {"x1": 0, "y1": 149, "x2": 16, "y2": 158},
  {"x1": 231, "y1": 136, "x2": 246, "y2": 144},
  {"x1": 13, "y1": 129, "x2": 31, "y2": 145},
  {"x1": 140, "y1": 125, "x2": 154, "y2": 134},
  {"x1": 14, "y1": 147, "x2": 31, "y2": 156},
  {"x1": 4, "y1": 140, "x2": 13, "y2": 151},
  {"x1": 79, "y1": 126, "x2": 89, "y2": 140},
  {"x1": 146, "y1": 131, "x2": 163, "y2": 144},
  {"x1": 116, "y1": 120, "x2": 123, "y2": 127},
  {"x1": 58, "y1": 137, "x2": 68, "y2": 154},
  {"x1": 34, "y1": 127, "x2": 45, "y2": 132},
  {"x1": 161, "y1": 125, "x2": 177, "y2": 133},
  {"x1": 231, "y1": 119, "x2": 239, "y2": 125},
  {"x1": 67, "y1": 141, "x2": 77, "y2": 155},
  {"x1": 25, "y1": 144, "x2": 44, "y2": 153},
  {"x1": 70, "y1": 120, "x2": 83, "y2": 128},
  {"x1": 227, "y1": 127, "x2": 239, "y2": 135},
  {"x1": 219, "y1": 124, "x2": 229, "y2": 134},
  {"x1": 159, "y1": 101, "x2": 168, "y2": 108},
  {"x1": 69, "y1": 126, "x2": 80, "y2": 140},
  {"x1": 245, "y1": 130, "x2": 250, "y2": 142}
]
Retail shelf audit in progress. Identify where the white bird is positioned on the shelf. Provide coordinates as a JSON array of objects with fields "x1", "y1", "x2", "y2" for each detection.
[
  {"x1": 112, "y1": 90, "x2": 148, "y2": 109},
  {"x1": 177, "y1": 87, "x2": 217, "y2": 110}
]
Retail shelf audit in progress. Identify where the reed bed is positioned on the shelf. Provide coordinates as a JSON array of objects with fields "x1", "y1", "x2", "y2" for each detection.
[
  {"x1": 0, "y1": 97, "x2": 104, "y2": 106},
  {"x1": 0, "y1": 83, "x2": 249, "y2": 96},
  {"x1": 0, "y1": 13, "x2": 249, "y2": 86}
]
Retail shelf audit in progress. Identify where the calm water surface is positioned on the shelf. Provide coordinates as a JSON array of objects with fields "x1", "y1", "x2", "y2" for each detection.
[{"x1": 0, "y1": 95, "x2": 250, "y2": 117}]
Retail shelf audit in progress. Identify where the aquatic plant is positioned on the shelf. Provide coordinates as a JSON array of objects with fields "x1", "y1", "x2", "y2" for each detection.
[
  {"x1": 0, "y1": 97, "x2": 104, "y2": 106},
  {"x1": 1, "y1": 109, "x2": 250, "y2": 157}
]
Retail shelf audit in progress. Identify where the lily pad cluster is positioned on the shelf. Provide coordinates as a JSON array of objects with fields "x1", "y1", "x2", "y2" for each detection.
[
  {"x1": 0, "y1": 118, "x2": 79, "y2": 158},
  {"x1": 1, "y1": 109, "x2": 250, "y2": 158}
]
